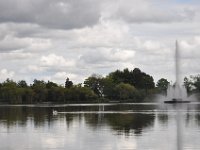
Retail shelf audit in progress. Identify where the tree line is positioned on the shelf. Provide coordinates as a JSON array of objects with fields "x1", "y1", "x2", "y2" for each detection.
[
  {"x1": 1, "y1": 67, "x2": 200, "y2": 104},
  {"x1": 0, "y1": 68, "x2": 156, "y2": 104}
]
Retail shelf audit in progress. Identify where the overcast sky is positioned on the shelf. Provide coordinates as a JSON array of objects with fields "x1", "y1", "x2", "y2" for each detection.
[{"x1": 1, "y1": 0, "x2": 200, "y2": 85}]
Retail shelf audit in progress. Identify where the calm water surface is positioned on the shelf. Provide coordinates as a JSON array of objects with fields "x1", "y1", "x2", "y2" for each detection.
[{"x1": 0, "y1": 103, "x2": 200, "y2": 150}]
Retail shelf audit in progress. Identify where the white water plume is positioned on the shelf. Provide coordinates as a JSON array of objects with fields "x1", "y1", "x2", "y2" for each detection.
[{"x1": 166, "y1": 41, "x2": 188, "y2": 101}]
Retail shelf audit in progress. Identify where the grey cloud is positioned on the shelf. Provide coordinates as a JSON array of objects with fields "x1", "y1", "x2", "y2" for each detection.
[
  {"x1": 79, "y1": 48, "x2": 135, "y2": 65},
  {"x1": 0, "y1": 35, "x2": 30, "y2": 52},
  {"x1": 104, "y1": 0, "x2": 196, "y2": 23},
  {"x1": 0, "y1": 0, "x2": 102, "y2": 29},
  {"x1": 0, "y1": 0, "x2": 200, "y2": 84}
]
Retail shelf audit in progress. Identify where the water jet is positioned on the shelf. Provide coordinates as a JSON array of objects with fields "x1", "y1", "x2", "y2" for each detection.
[{"x1": 164, "y1": 41, "x2": 190, "y2": 104}]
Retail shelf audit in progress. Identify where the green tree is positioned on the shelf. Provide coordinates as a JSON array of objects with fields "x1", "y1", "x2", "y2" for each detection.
[
  {"x1": 115, "y1": 83, "x2": 138, "y2": 100},
  {"x1": 108, "y1": 68, "x2": 155, "y2": 90},
  {"x1": 101, "y1": 77, "x2": 116, "y2": 99},
  {"x1": 47, "y1": 86, "x2": 65, "y2": 102},
  {"x1": 65, "y1": 78, "x2": 73, "y2": 88},
  {"x1": 17, "y1": 80, "x2": 28, "y2": 88},
  {"x1": 0, "y1": 79, "x2": 22, "y2": 104},
  {"x1": 31, "y1": 79, "x2": 47, "y2": 103},
  {"x1": 64, "y1": 86, "x2": 97, "y2": 102},
  {"x1": 84, "y1": 74, "x2": 104, "y2": 97},
  {"x1": 46, "y1": 81, "x2": 58, "y2": 89},
  {"x1": 156, "y1": 78, "x2": 169, "y2": 92}
]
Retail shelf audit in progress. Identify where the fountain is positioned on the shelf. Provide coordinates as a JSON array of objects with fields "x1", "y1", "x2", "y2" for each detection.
[{"x1": 164, "y1": 41, "x2": 190, "y2": 103}]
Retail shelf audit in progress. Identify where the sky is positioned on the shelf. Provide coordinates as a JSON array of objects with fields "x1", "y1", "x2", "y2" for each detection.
[{"x1": 0, "y1": 0, "x2": 200, "y2": 85}]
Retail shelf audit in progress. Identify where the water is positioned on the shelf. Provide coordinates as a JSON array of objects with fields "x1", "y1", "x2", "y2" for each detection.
[
  {"x1": 167, "y1": 84, "x2": 188, "y2": 101},
  {"x1": 166, "y1": 41, "x2": 188, "y2": 101},
  {"x1": 1, "y1": 103, "x2": 200, "y2": 150}
]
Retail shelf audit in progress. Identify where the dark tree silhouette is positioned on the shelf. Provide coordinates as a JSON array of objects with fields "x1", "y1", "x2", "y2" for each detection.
[{"x1": 65, "y1": 78, "x2": 73, "y2": 88}]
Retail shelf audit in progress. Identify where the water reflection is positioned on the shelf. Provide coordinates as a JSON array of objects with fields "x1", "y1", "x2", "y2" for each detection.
[
  {"x1": 0, "y1": 103, "x2": 200, "y2": 150},
  {"x1": 0, "y1": 104, "x2": 156, "y2": 135}
]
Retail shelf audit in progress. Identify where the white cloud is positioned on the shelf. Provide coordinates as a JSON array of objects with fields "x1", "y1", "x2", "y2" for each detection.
[
  {"x1": 40, "y1": 54, "x2": 75, "y2": 68},
  {"x1": 0, "y1": 69, "x2": 15, "y2": 81},
  {"x1": 0, "y1": 0, "x2": 200, "y2": 84},
  {"x1": 53, "y1": 72, "x2": 77, "y2": 81},
  {"x1": 28, "y1": 65, "x2": 45, "y2": 73},
  {"x1": 80, "y1": 48, "x2": 135, "y2": 65},
  {"x1": 102, "y1": 0, "x2": 197, "y2": 23},
  {"x1": 1, "y1": 52, "x2": 33, "y2": 60}
]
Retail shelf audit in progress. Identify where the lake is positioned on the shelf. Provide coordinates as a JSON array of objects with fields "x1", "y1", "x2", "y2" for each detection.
[{"x1": 0, "y1": 103, "x2": 200, "y2": 150}]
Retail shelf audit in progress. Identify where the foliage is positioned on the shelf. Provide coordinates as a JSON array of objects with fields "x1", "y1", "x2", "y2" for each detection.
[
  {"x1": 115, "y1": 83, "x2": 138, "y2": 100},
  {"x1": 108, "y1": 68, "x2": 155, "y2": 90},
  {"x1": 84, "y1": 74, "x2": 104, "y2": 97},
  {"x1": 0, "y1": 68, "x2": 161, "y2": 104},
  {"x1": 183, "y1": 77, "x2": 193, "y2": 93},
  {"x1": 65, "y1": 78, "x2": 73, "y2": 88},
  {"x1": 156, "y1": 78, "x2": 169, "y2": 92},
  {"x1": 184, "y1": 75, "x2": 200, "y2": 93}
]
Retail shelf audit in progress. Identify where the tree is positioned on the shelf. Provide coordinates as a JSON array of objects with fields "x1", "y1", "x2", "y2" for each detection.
[
  {"x1": 47, "y1": 87, "x2": 65, "y2": 102},
  {"x1": 0, "y1": 79, "x2": 22, "y2": 104},
  {"x1": 20, "y1": 88, "x2": 34, "y2": 104},
  {"x1": 2, "y1": 78, "x2": 17, "y2": 88},
  {"x1": 64, "y1": 86, "x2": 97, "y2": 102},
  {"x1": 65, "y1": 78, "x2": 73, "y2": 88},
  {"x1": 31, "y1": 79, "x2": 47, "y2": 102},
  {"x1": 183, "y1": 77, "x2": 193, "y2": 93},
  {"x1": 108, "y1": 68, "x2": 155, "y2": 90},
  {"x1": 131, "y1": 68, "x2": 155, "y2": 89},
  {"x1": 84, "y1": 74, "x2": 104, "y2": 97},
  {"x1": 115, "y1": 83, "x2": 138, "y2": 100},
  {"x1": 46, "y1": 81, "x2": 58, "y2": 89},
  {"x1": 17, "y1": 80, "x2": 28, "y2": 88},
  {"x1": 156, "y1": 78, "x2": 169, "y2": 92},
  {"x1": 191, "y1": 75, "x2": 200, "y2": 92},
  {"x1": 101, "y1": 77, "x2": 116, "y2": 99}
]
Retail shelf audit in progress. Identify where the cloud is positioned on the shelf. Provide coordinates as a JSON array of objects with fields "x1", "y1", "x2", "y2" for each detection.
[
  {"x1": 103, "y1": 0, "x2": 197, "y2": 23},
  {"x1": 28, "y1": 65, "x2": 45, "y2": 73},
  {"x1": 1, "y1": 52, "x2": 33, "y2": 60},
  {"x1": 0, "y1": 0, "x2": 200, "y2": 84},
  {"x1": 0, "y1": 69, "x2": 15, "y2": 81},
  {"x1": 0, "y1": 35, "x2": 30, "y2": 52},
  {"x1": 40, "y1": 53, "x2": 75, "y2": 68},
  {"x1": 180, "y1": 37, "x2": 200, "y2": 59},
  {"x1": 80, "y1": 48, "x2": 135, "y2": 65},
  {"x1": 0, "y1": 0, "x2": 102, "y2": 29}
]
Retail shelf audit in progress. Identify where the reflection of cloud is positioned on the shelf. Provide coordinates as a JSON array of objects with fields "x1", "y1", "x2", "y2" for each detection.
[
  {"x1": 117, "y1": 138, "x2": 137, "y2": 149},
  {"x1": 42, "y1": 137, "x2": 65, "y2": 148}
]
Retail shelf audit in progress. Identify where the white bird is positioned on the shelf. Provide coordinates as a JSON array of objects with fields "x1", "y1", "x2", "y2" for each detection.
[{"x1": 53, "y1": 110, "x2": 58, "y2": 115}]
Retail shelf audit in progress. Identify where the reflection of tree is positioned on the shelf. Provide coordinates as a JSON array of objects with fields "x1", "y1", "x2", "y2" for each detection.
[
  {"x1": 0, "y1": 105, "x2": 155, "y2": 135},
  {"x1": 158, "y1": 114, "x2": 168, "y2": 125},
  {"x1": 195, "y1": 114, "x2": 200, "y2": 126},
  {"x1": 0, "y1": 107, "x2": 55, "y2": 128},
  {"x1": 65, "y1": 114, "x2": 74, "y2": 128},
  {"x1": 105, "y1": 114, "x2": 155, "y2": 135},
  {"x1": 84, "y1": 114, "x2": 107, "y2": 130},
  {"x1": 84, "y1": 113, "x2": 155, "y2": 135},
  {"x1": 0, "y1": 107, "x2": 28, "y2": 127}
]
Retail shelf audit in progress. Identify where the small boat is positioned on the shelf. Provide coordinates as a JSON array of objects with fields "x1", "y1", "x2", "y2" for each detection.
[{"x1": 164, "y1": 98, "x2": 190, "y2": 104}]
